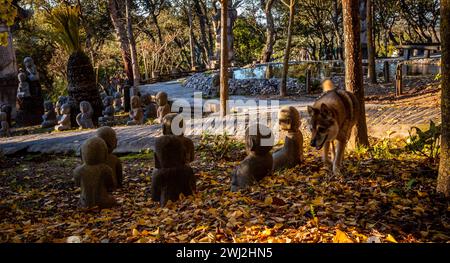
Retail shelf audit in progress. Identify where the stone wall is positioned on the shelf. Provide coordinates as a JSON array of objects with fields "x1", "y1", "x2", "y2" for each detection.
[{"x1": 183, "y1": 73, "x2": 306, "y2": 97}]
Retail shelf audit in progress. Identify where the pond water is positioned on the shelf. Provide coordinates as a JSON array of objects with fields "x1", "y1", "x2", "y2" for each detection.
[{"x1": 231, "y1": 61, "x2": 440, "y2": 80}]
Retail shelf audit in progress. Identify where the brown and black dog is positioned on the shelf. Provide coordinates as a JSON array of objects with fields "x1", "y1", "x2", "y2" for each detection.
[{"x1": 307, "y1": 80, "x2": 360, "y2": 175}]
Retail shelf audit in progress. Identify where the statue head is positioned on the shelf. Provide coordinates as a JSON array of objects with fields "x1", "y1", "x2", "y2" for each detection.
[
  {"x1": 141, "y1": 94, "x2": 152, "y2": 105},
  {"x1": 245, "y1": 124, "x2": 273, "y2": 155},
  {"x1": 96, "y1": 126, "x2": 118, "y2": 154},
  {"x1": 79, "y1": 101, "x2": 92, "y2": 114},
  {"x1": 81, "y1": 137, "x2": 108, "y2": 165},
  {"x1": 114, "y1": 92, "x2": 121, "y2": 99},
  {"x1": 61, "y1": 103, "x2": 71, "y2": 115},
  {"x1": 18, "y1": 72, "x2": 27, "y2": 82},
  {"x1": 278, "y1": 106, "x2": 300, "y2": 132},
  {"x1": 162, "y1": 113, "x2": 185, "y2": 136},
  {"x1": 156, "y1": 92, "x2": 168, "y2": 106},
  {"x1": 103, "y1": 96, "x2": 113, "y2": 107},
  {"x1": 44, "y1": 101, "x2": 54, "y2": 111},
  {"x1": 130, "y1": 96, "x2": 141, "y2": 109},
  {"x1": 23, "y1": 57, "x2": 34, "y2": 69}
]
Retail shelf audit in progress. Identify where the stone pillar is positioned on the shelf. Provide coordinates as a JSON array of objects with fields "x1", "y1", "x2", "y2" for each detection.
[
  {"x1": 0, "y1": 24, "x2": 18, "y2": 119},
  {"x1": 212, "y1": 3, "x2": 237, "y2": 69}
]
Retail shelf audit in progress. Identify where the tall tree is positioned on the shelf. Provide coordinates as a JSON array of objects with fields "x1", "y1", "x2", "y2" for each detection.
[
  {"x1": 108, "y1": 0, "x2": 133, "y2": 83},
  {"x1": 220, "y1": 0, "x2": 229, "y2": 117},
  {"x1": 260, "y1": 0, "x2": 276, "y2": 63},
  {"x1": 367, "y1": 0, "x2": 377, "y2": 83},
  {"x1": 342, "y1": 0, "x2": 369, "y2": 146},
  {"x1": 125, "y1": 0, "x2": 140, "y2": 87},
  {"x1": 193, "y1": 0, "x2": 212, "y2": 66},
  {"x1": 437, "y1": 0, "x2": 450, "y2": 197},
  {"x1": 46, "y1": 4, "x2": 102, "y2": 125},
  {"x1": 280, "y1": 0, "x2": 295, "y2": 97}
]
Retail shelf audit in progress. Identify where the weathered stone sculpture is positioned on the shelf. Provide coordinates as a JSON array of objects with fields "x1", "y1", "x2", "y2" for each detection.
[
  {"x1": 162, "y1": 113, "x2": 194, "y2": 164},
  {"x1": 99, "y1": 96, "x2": 115, "y2": 127},
  {"x1": 41, "y1": 100, "x2": 57, "y2": 128},
  {"x1": 96, "y1": 126, "x2": 123, "y2": 190},
  {"x1": 0, "y1": 112, "x2": 11, "y2": 137},
  {"x1": 76, "y1": 101, "x2": 94, "y2": 129},
  {"x1": 231, "y1": 124, "x2": 274, "y2": 192},
  {"x1": 73, "y1": 137, "x2": 117, "y2": 209},
  {"x1": 142, "y1": 94, "x2": 157, "y2": 120},
  {"x1": 155, "y1": 91, "x2": 170, "y2": 123},
  {"x1": 151, "y1": 135, "x2": 196, "y2": 206},
  {"x1": 0, "y1": 104, "x2": 12, "y2": 127},
  {"x1": 55, "y1": 96, "x2": 67, "y2": 119},
  {"x1": 24, "y1": 57, "x2": 40, "y2": 82},
  {"x1": 16, "y1": 72, "x2": 31, "y2": 99},
  {"x1": 113, "y1": 92, "x2": 123, "y2": 113},
  {"x1": 126, "y1": 96, "x2": 144, "y2": 125},
  {"x1": 55, "y1": 103, "x2": 71, "y2": 131},
  {"x1": 15, "y1": 57, "x2": 44, "y2": 126},
  {"x1": 272, "y1": 106, "x2": 304, "y2": 170}
]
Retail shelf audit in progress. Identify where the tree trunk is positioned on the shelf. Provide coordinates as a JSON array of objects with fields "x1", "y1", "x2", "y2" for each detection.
[
  {"x1": 220, "y1": 0, "x2": 229, "y2": 117},
  {"x1": 280, "y1": 0, "x2": 295, "y2": 97},
  {"x1": 437, "y1": 0, "x2": 450, "y2": 197},
  {"x1": 187, "y1": 2, "x2": 197, "y2": 69},
  {"x1": 125, "y1": 0, "x2": 140, "y2": 87},
  {"x1": 367, "y1": 0, "x2": 377, "y2": 83},
  {"x1": 108, "y1": 0, "x2": 133, "y2": 83},
  {"x1": 260, "y1": 0, "x2": 276, "y2": 63},
  {"x1": 194, "y1": 0, "x2": 212, "y2": 65},
  {"x1": 342, "y1": 0, "x2": 369, "y2": 147}
]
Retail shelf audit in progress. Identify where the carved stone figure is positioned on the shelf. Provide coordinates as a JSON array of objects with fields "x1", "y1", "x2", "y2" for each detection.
[
  {"x1": 231, "y1": 124, "x2": 274, "y2": 192},
  {"x1": 73, "y1": 137, "x2": 117, "y2": 209},
  {"x1": 126, "y1": 96, "x2": 144, "y2": 125},
  {"x1": 41, "y1": 100, "x2": 57, "y2": 128},
  {"x1": 151, "y1": 135, "x2": 196, "y2": 206},
  {"x1": 272, "y1": 106, "x2": 304, "y2": 170},
  {"x1": 16, "y1": 72, "x2": 31, "y2": 99},
  {"x1": 55, "y1": 96, "x2": 67, "y2": 119},
  {"x1": 0, "y1": 104, "x2": 12, "y2": 127},
  {"x1": 96, "y1": 127, "x2": 123, "y2": 190},
  {"x1": 55, "y1": 103, "x2": 71, "y2": 131},
  {"x1": 155, "y1": 92, "x2": 170, "y2": 123},
  {"x1": 0, "y1": 112, "x2": 11, "y2": 137},
  {"x1": 76, "y1": 101, "x2": 94, "y2": 129},
  {"x1": 113, "y1": 92, "x2": 123, "y2": 113},
  {"x1": 99, "y1": 96, "x2": 115, "y2": 127},
  {"x1": 142, "y1": 94, "x2": 157, "y2": 120},
  {"x1": 23, "y1": 57, "x2": 39, "y2": 81},
  {"x1": 162, "y1": 113, "x2": 194, "y2": 164},
  {"x1": 15, "y1": 57, "x2": 44, "y2": 126}
]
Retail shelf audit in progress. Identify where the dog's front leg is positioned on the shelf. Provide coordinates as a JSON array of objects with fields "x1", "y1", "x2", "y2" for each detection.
[
  {"x1": 333, "y1": 140, "x2": 347, "y2": 176},
  {"x1": 323, "y1": 141, "x2": 332, "y2": 171}
]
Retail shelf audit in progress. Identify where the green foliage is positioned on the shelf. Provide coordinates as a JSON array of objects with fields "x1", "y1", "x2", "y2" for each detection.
[
  {"x1": 0, "y1": 0, "x2": 18, "y2": 46},
  {"x1": 196, "y1": 132, "x2": 245, "y2": 162},
  {"x1": 370, "y1": 131, "x2": 397, "y2": 160},
  {"x1": 233, "y1": 18, "x2": 265, "y2": 65},
  {"x1": 45, "y1": 4, "x2": 82, "y2": 54},
  {"x1": 406, "y1": 121, "x2": 441, "y2": 164}
]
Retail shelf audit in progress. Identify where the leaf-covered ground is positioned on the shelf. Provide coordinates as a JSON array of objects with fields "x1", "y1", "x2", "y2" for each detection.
[{"x1": 0, "y1": 136, "x2": 449, "y2": 243}]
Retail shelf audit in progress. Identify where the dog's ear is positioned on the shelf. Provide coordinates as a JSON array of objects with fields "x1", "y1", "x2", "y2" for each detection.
[
  {"x1": 320, "y1": 104, "x2": 334, "y2": 118},
  {"x1": 307, "y1": 106, "x2": 318, "y2": 116}
]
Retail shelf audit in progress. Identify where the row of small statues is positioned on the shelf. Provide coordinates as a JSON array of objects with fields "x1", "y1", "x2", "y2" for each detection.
[
  {"x1": 74, "y1": 113, "x2": 194, "y2": 208},
  {"x1": 38, "y1": 90, "x2": 172, "y2": 132},
  {"x1": 73, "y1": 106, "x2": 303, "y2": 208}
]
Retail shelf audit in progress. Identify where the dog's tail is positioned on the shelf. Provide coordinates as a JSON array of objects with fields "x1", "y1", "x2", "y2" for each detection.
[{"x1": 322, "y1": 79, "x2": 336, "y2": 92}]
